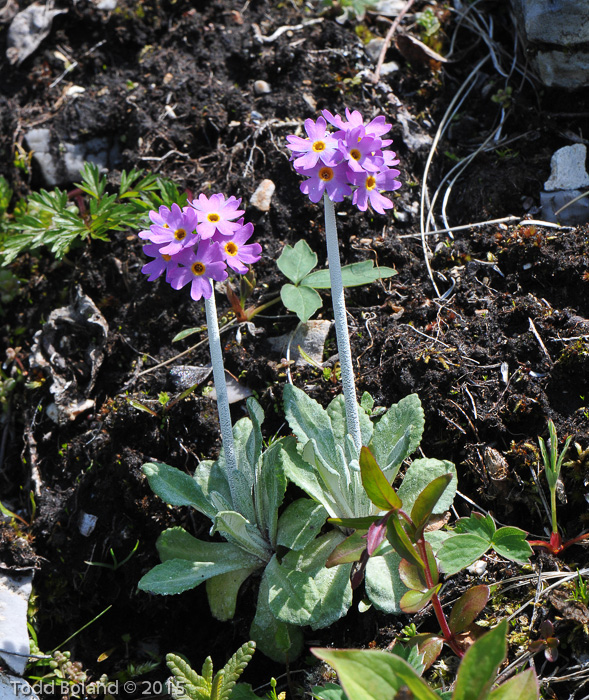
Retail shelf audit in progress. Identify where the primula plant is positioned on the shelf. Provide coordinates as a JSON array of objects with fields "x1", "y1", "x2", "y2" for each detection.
[{"x1": 286, "y1": 109, "x2": 400, "y2": 453}]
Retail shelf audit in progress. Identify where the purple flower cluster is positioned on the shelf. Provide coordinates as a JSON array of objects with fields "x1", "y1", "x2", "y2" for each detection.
[
  {"x1": 139, "y1": 194, "x2": 262, "y2": 301},
  {"x1": 286, "y1": 109, "x2": 401, "y2": 213}
]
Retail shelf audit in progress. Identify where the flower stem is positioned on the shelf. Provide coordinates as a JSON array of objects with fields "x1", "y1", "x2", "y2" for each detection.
[
  {"x1": 323, "y1": 194, "x2": 362, "y2": 452},
  {"x1": 204, "y1": 291, "x2": 238, "y2": 506}
]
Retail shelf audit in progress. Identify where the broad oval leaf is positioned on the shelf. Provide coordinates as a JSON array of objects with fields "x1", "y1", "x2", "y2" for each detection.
[
  {"x1": 437, "y1": 534, "x2": 489, "y2": 576},
  {"x1": 399, "y1": 558, "x2": 428, "y2": 592},
  {"x1": 143, "y1": 461, "x2": 214, "y2": 516},
  {"x1": 326, "y1": 530, "x2": 367, "y2": 567},
  {"x1": 488, "y1": 668, "x2": 539, "y2": 700},
  {"x1": 280, "y1": 283, "x2": 322, "y2": 323},
  {"x1": 449, "y1": 584, "x2": 490, "y2": 635},
  {"x1": 276, "y1": 239, "x2": 318, "y2": 284},
  {"x1": 360, "y1": 447, "x2": 402, "y2": 511},
  {"x1": 492, "y1": 527, "x2": 533, "y2": 564}
]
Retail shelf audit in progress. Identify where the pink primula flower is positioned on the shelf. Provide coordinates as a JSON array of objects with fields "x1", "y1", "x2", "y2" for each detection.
[
  {"x1": 286, "y1": 117, "x2": 341, "y2": 170},
  {"x1": 322, "y1": 108, "x2": 392, "y2": 140},
  {"x1": 299, "y1": 162, "x2": 352, "y2": 203},
  {"x1": 139, "y1": 203, "x2": 198, "y2": 256},
  {"x1": 338, "y1": 126, "x2": 383, "y2": 173},
  {"x1": 350, "y1": 168, "x2": 401, "y2": 214},
  {"x1": 141, "y1": 242, "x2": 181, "y2": 282},
  {"x1": 213, "y1": 221, "x2": 262, "y2": 274},
  {"x1": 191, "y1": 193, "x2": 245, "y2": 239},
  {"x1": 167, "y1": 240, "x2": 228, "y2": 301}
]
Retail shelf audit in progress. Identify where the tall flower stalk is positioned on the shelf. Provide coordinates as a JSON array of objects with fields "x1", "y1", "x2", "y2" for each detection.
[
  {"x1": 287, "y1": 109, "x2": 401, "y2": 450},
  {"x1": 137, "y1": 193, "x2": 262, "y2": 507}
]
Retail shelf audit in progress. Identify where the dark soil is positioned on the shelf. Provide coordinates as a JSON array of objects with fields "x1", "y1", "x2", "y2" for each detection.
[{"x1": 1, "y1": 0, "x2": 589, "y2": 697}]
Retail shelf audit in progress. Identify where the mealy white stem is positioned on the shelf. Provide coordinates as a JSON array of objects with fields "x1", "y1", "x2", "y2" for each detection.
[
  {"x1": 204, "y1": 291, "x2": 238, "y2": 505},
  {"x1": 323, "y1": 193, "x2": 362, "y2": 452}
]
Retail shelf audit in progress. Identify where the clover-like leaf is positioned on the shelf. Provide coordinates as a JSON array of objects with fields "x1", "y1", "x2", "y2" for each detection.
[{"x1": 277, "y1": 239, "x2": 318, "y2": 284}]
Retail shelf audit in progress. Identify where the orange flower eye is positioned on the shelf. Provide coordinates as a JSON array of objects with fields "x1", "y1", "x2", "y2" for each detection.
[
  {"x1": 207, "y1": 213, "x2": 220, "y2": 223},
  {"x1": 312, "y1": 141, "x2": 326, "y2": 153},
  {"x1": 191, "y1": 262, "x2": 206, "y2": 276},
  {"x1": 350, "y1": 149, "x2": 361, "y2": 161},
  {"x1": 225, "y1": 242, "x2": 238, "y2": 256},
  {"x1": 174, "y1": 228, "x2": 187, "y2": 240},
  {"x1": 319, "y1": 167, "x2": 334, "y2": 182},
  {"x1": 162, "y1": 254, "x2": 172, "y2": 261},
  {"x1": 365, "y1": 176, "x2": 376, "y2": 190}
]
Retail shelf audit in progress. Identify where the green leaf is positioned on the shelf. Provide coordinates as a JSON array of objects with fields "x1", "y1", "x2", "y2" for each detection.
[
  {"x1": 364, "y1": 550, "x2": 407, "y2": 613},
  {"x1": 312, "y1": 683, "x2": 347, "y2": 700},
  {"x1": 492, "y1": 527, "x2": 533, "y2": 564},
  {"x1": 143, "y1": 462, "x2": 214, "y2": 517},
  {"x1": 138, "y1": 552, "x2": 258, "y2": 595},
  {"x1": 488, "y1": 669, "x2": 539, "y2": 700},
  {"x1": 312, "y1": 648, "x2": 439, "y2": 700},
  {"x1": 250, "y1": 569, "x2": 304, "y2": 663},
  {"x1": 265, "y1": 556, "x2": 321, "y2": 626},
  {"x1": 216, "y1": 641, "x2": 256, "y2": 700},
  {"x1": 326, "y1": 530, "x2": 367, "y2": 567},
  {"x1": 449, "y1": 585, "x2": 490, "y2": 635},
  {"x1": 369, "y1": 394, "x2": 424, "y2": 478},
  {"x1": 437, "y1": 534, "x2": 490, "y2": 576},
  {"x1": 411, "y1": 473, "x2": 453, "y2": 537},
  {"x1": 277, "y1": 498, "x2": 328, "y2": 551},
  {"x1": 302, "y1": 260, "x2": 397, "y2": 289},
  {"x1": 454, "y1": 513, "x2": 496, "y2": 539},
  {"x1": 205, "y1": 567, "x2": 259, "y2": 622},
  {"x1": 277, "y1": 239, "x2": 318, "y2": 284},
  {"x1": 166, "y1": 652, "x2": 211, "y2": 700},
  {"x1": 280, "y1": 283, "x2": 323, "y2": 323},
  {"x1": 254, "y1": 438, "x2": 288, "y2": 547},
  {"x1": 283, "y1": 385, "x2": 338, "y2": 469},
  {"x1": 211, "y1": 511, "x2": 272, "y2": 561},
  {"x1": 328, "y1": 516, "x2": 380, "y2": 530},
  {"x1": 397, "y1": 458, "x2": 457, "y2": 516},
  {"x1": 400, "y1": 584, "x2": 440, "y2": 614},
  {"x1": 172, "y1": 326, "x2": 205, "y2": 342},
  {"x1": 453, "y1": 620, "x2": 508, "y2": 700},
  {"x1": 387, "y1": 514, "x2": 424, "y2": 569},
  {"x1": 360, "y1": 447, "x2": 402, "y2": 511}
]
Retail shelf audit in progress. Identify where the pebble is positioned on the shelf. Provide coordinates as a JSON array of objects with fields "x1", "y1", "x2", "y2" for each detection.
[
  {"x1": 544, "y1": 144, "x2": 589, "y2": 191},
  {"x1": 253, "y1": 80, "x2": 271, "y2": 95},
  {"x1": 250, "y1": 179, "x2": 276, "y2": 211}
]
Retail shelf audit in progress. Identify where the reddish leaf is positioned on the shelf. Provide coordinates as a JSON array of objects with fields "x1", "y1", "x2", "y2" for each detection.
[{"x1": 449, "y1": 585, "x2": 490, "y2": 635}]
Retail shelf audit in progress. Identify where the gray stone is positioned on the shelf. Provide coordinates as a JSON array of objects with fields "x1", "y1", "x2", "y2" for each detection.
[
  {"x1": 535, "y1": 50, "x2": 589, "y2": 89},
  {"x1": 540, "y1": 189, "x2": 589, "y2": 225},
  {"x1": 544, "y1": 144, "x2": 589, "y2": 191},
  {"x1": 24, "y1": 128, "x2": 121, "y2": 187},
  {"x1": 510, "y1": 0, "x2": 589, "y2": 88},
  {"x1": 511, "y1": 0, "x2": 589, "y2": 44}
]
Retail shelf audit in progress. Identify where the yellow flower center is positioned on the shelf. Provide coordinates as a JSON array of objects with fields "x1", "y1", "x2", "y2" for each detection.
[
  {"x1": 350, "y1": 149, "x2": 361, "y2": 161},
  {"x1": 225, "y1": 242, "x2": 238, "y2": 257},
  {"x1": 312, "y1": 140, "x2": 326, "y2": 153},
  {"x1": 365, "y1": 176, "x2": 376, "y2": 190},
  {"x1": 191, "y1": 262, "x2": 206, "y2": 276},
  {"x1": 319, "y1": 167, "x2": 334, "y2": 182},
  {"x1": 162, "y1": 254, "x2": 172, "y2": 261},
  {"x1": 174, "y1": 228, "x2": 187, "y2": 240},
  {"x1": 207, "y1": 213, "x2": 220, "y2": 223},
  {"x1": 163, "y1": 223, "x2": 170, "y2": 228}
]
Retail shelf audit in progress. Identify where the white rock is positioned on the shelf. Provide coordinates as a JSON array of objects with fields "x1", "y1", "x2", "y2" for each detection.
[
  {"x1": 0, "y1": 571, "x2": 33, "y2": 675},
  {"x1": 0, "y1": 674, "x2": 38, "y2": 700},
  {"x1": 250, "y1": 179, "x2": 276, "y2": 212},
  {"x1": 544, "y1": 144, "x2": 589, "y2": 192},
  {"x1": 512, "y1": 0, "x2": 589, "y2": 45},
  {"x1": 6, "y1": 2, "x2": 67, "y2": 65},
  {"x1": 268, "y1": 320, "x2": 332, "y2": 367},
  {"x1": 253, "y1": 80, "x2": 271, "y2": 95}
]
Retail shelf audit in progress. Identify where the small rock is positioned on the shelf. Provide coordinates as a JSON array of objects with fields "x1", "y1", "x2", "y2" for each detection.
[
  {"x1": 540, "y1": 189, "x2": 589, "y2": 225},
  {"x1": 79, "y1": 512, "x2": 98, "y2": 537},
  {"x1": 379, "y1": 61, "x2": 400, "y2": 76},
  {"x1": 6, "y1": 1, "x2": 67, "y2": 65},
  {"x1": 253, "y1": 80, "x2": 271, "y2": 95},
  {"x1": 365, "y1": 38, "x2": 385, "y2": 63},
  {"x1": 0, "y1": 570, "x2": 33, "y2": 674},
  {"x1": 544, "y1": 144, "x2": 589, "y2": 191},
  {"x1": 268, "y1": 320, "x2": 332, "y2": 367},
  {"x1": 250, "y1": 179, "x2": 276, "y2": 212}
]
